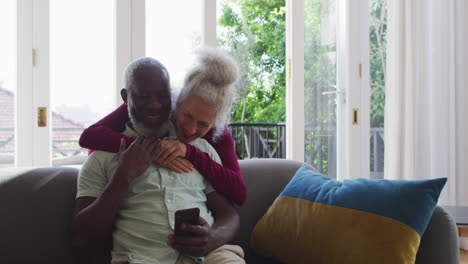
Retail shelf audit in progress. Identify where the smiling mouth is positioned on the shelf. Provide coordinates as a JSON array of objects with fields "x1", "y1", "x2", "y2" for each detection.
[
  {"x1": 179, "y1": 133, "x2": 192, "y2": 143},
  {"x1": 144, "y1": 115, "x2": 161, "y2": 121},
  {"x1": 183, "y1": 132, "x2": 194, "y2": 140}
]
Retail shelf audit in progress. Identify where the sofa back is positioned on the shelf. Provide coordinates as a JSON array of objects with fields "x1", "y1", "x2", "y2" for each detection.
[
  {"x1": 233, "y1": 159, "x2": 304, "y2": 254},
  {"x1": 0, "y1": 167, "x2": 82, "y2": 264}
]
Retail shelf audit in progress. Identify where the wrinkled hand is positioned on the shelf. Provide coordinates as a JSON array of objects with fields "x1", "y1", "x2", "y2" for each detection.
[
  {"x1": 154, "y1": 139, "x2": 193, "y2": 173},
  {"x1": 159, "y1": 157, "x2": 194, "y2": 173},
  {"x1": 167, "y1": 216, "x2": 219, "y2": 257},
  {"x1": 116, "y1": 137, "x2": 161, "y2": 183},
  {"x1": 155, "y1": 139, "x2": 187, "y2": 163}
]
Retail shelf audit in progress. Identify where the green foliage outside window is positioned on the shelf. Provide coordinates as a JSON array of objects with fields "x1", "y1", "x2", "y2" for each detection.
[
  {"x1": 218, "y1": 0, "x2": 286, "y2": 124},
  {"x1": 218, "y1": 0, "x2": 386, "y2": 173},
  {"x1": 369, "y1": 0, "x2": 387, "y2": 128}
]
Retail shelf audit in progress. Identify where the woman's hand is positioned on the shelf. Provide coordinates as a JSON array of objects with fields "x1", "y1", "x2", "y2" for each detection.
[
  {"x1": 154, "y1": 139, "x2": 187, "y2": 165},
  {"x1": 150, "y1": 139, "x2": 193, "y2": 173},
  {"x1": 159, "y1": 157, "x2": 194, "y2": 173}
]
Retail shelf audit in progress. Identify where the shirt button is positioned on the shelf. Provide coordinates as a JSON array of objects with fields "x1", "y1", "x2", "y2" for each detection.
[{"x1": 167, "y1": 199, "x2": 172, "y2": 203}]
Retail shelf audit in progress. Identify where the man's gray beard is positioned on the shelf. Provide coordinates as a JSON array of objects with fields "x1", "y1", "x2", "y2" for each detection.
[{"x1": 128, "y1": 105, "x2": 170, "y2": 138}]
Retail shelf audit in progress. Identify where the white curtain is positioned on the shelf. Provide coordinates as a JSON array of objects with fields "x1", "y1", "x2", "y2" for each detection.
[{"x1": 385, "y1": 0, "x2": 468, "y2": 206}]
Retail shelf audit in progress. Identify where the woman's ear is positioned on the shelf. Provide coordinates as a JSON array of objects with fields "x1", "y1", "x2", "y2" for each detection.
[{"x1": 121, "y1": 89, "x2": 128, "y2": 104}]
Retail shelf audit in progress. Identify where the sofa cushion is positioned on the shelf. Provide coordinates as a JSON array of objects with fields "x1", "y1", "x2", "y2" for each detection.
[{"x1": 250, "y1": 164, "x2": 447, "y2": 264}]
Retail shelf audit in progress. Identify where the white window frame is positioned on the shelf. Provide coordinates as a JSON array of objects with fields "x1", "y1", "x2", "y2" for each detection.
[
  {"x1": 14, "y1": 0, "x2": 370, "y2": 173},
  {"x1": 202, "y1": 0, "x2": 217, "y2": 47},
  {"x1": 285, "y1": 0, "x2": 305, "y2": 162},
  {"x1": 116, "y1": 0, "x2": 145, "y2": 105},
  {"x1": 17, "y1": 0, "x2": 132, "y2": 166},
  {"x1": 17, "y1": 0, "x2": 51, "y2": 167},
  {"x1": 15, "y1": 0, "x2": 216, "y2": 167},
  {"x1": 337, "y1": 0, "x2": 370, "y2": 180}
]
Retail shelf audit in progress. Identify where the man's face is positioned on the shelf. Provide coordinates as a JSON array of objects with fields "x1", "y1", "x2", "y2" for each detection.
[{"x1": 125, "y1": 66, "x2": 172, "y2": 130}]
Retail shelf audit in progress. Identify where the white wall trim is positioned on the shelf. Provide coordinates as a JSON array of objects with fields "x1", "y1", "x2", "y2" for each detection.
[
  {"x1": 285, "y1": 0, "x2": 304, "y2": 162},
  {"x1": 359, "y1": 0, "x2": 370, "y2": 179},
  {"x1": 131, "y1": 0, "x2": 145, "y2": 59},
  {"x1": 115, "y1": 0, "x2": 145, "y2": 105},
  {"x1": 115, "y1": 0, "x2": 131, "y2": 105},
  {"x1": 336, "y1": 0, "x2": 346, "y2": 180},
  {"x1": 202, "y1": 0, "x2": 217, "y2": 47},
  {"x1": 32, "y1": 0, "x2": 51, "y2": 166},
  {"x1": 337, "y1": 0, "x2": 370, "y2": 179},
  {"x1": 16, "y1": 0, "x2": 34, "y2": 166},
  {"x1": 16, "y1": 0, "x2": 51, "y2": 167}
]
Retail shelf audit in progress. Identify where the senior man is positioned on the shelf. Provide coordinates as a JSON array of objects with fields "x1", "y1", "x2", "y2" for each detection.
[{"x1": 71, "y1": 57, "x2": 244, "y2": 264}]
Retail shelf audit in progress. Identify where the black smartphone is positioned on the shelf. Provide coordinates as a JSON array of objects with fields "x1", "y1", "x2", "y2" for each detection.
[{"x1": 174, "y1": 207, "x2": 200, "y2": 236}]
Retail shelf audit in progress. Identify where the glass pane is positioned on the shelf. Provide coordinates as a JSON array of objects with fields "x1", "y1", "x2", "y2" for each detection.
[
  {"x1": 50, "y1": 0, "x2": 116, "y2": 166},
  {"x1": 0, "y1": 0, "x2": 16, "y2": 167},
  {"x1": 304, "y1": 0, "x2": 338, "y2": 178},
  {"x1": 217, "y1": 0, "x2": 287, "y2": 160},
  {"x1": 146, "y1": 0, "x2": 202, "y2": 93},
  {"x1": 369, "y1": 0, "x2": 387, "y2": 179}
]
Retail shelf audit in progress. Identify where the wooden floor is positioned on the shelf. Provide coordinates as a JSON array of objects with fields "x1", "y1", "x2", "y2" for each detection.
[{"x1": 461, "y1": 249, "x2": 468, "y2": 264}]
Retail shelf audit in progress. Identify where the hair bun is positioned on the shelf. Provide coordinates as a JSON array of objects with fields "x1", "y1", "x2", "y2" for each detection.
[{"x1": 196, "y1": 47, "x2": 238, "y2": 87}]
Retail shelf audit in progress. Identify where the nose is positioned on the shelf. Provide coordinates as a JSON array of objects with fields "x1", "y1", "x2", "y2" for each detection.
[
  {"x1": 184, "y1": 120, "x2": 197, "y2": 136},
  {"x1": 146, "y1": 97, "x2": 163, "y2": 110}
]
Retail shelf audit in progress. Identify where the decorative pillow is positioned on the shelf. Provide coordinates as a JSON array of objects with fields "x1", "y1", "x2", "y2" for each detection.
[{"x1": 250, "y1": 164, "x2": 447, "y2": 264}]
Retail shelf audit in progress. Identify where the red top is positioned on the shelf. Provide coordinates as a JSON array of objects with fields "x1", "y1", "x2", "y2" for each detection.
[{"x1": 79, "y1": 103, "x2": 247, "y2": 205}]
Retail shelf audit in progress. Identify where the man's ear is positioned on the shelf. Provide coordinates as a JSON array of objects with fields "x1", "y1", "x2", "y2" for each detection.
[{"x1": 121, "y1": 89, "x2": 128, "y2": 104}]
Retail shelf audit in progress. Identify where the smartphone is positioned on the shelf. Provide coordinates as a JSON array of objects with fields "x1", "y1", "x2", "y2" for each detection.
[{"x1": 174, "y1": 207, "x2": 200, "y2": 236}]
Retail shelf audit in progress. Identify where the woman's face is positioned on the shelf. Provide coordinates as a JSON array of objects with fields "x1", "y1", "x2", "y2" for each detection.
[{"x1": 175, "y1": 95, "x2": 216, "y2": 143}]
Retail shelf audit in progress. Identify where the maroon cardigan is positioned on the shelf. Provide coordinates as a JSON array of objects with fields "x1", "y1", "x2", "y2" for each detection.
[{"x1": 79, "y1": 103, "x2": 247, "y2": 205}]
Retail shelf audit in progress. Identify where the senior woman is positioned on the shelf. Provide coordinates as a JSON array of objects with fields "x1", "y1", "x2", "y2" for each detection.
[{"x1": 79, "y1": 48, "x2": 247, "y2": 206}]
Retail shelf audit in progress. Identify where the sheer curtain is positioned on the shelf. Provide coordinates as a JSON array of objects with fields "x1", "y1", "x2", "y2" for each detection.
[{"x1": 384, "y1": 0, "x2": 468, "y2": 206}]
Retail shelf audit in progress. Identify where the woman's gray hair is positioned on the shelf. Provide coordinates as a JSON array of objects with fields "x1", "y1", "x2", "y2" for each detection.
[
  {"x1": 176, "y1": 47, "x2": 239, "y2": 140},
  {"x1": 123, "y1": 57, "x2": 170, "y2": 93}
]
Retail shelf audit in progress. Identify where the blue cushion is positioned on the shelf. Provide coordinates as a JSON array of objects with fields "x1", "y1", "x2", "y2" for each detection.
[{"x1": 250, "y1": 164, "x2": 447, "y2": 264}]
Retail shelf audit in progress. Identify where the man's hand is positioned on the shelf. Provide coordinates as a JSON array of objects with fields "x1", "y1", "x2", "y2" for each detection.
[
  {"x1": 167, "y1": 216, "x2": 219, "y2": 257},
  {"x1": 154, "y1": 139, "x2": 193, "y2": 173},
  {"x1": 166, "y1": 192, "x2": 240, "y2": 257},
  {"x1": 116, "y1": 136, "x2": 161, "y2": 183}
]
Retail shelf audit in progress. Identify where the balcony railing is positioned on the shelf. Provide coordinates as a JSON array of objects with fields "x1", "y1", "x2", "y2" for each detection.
[
  {"x1": 227, "y1": 123, "x2": 385, "y2": 179},
  {"x1": 228, "y1": 122, "x2": 286, "y2": 159},
  {"x1": 370, "y1": 127, "x2": 384, "y2": 179},
  {"x1": 0, "y1": 124, "x2": 385, "y2": 178}
]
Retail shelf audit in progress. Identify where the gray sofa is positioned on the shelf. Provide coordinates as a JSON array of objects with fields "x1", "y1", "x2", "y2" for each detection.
[{"x1": 0, "y1": 159, "x2": 460, "y2": 263}]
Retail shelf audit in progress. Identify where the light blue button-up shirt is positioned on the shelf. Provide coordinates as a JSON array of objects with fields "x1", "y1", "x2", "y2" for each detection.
[{"x1": 77, "y1": 122, "x2": 220, "y2": 264}]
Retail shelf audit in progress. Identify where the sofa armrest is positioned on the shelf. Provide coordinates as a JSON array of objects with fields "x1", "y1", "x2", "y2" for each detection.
[{"x1": 416, "y1": 205, "x2": 459, "y2": 264}]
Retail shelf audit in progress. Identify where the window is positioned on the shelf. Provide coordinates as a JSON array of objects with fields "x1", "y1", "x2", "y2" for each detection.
[
  {"x1": 304, "y1": 0, "x2": 338, "y2": 178},
  {"x1": 217, "y1": 0, "x2": 287, "y2": 159},
  {"x1": 369, "y1": 0, "x2": 387, "y2": 179},
  {"x1": 8, "y1": 0, "x2": 386, "y2": 174},
  {"x1": 0, "y1": 0, "x2": 16, "y2": 167},
  {"x1": 50, "y1": 0, "x2": 115, "y2": 165},
  {"x1": 145, "y1": 0, "x2": 202, "y2": 92},
  {"x1": 294, "y1": 0, "x2": 386, "y2": 179}
]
